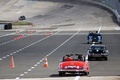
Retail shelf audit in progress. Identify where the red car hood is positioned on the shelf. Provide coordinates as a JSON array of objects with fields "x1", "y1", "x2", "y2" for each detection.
[{"x1": 60, "y1": 61, "x2": 85, "y2": 68}]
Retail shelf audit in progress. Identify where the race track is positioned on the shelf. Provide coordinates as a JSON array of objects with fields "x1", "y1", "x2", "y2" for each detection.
[{"x1": 0, "y1": 0, "x2": 120, "y2": 80}]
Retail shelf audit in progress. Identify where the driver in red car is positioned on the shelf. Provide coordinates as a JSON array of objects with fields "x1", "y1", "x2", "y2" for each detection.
[
  {"x1": 78, "y1": 54, "x2": 84, "y2": 61},
  {"x1": 64, "y1": 54, "x2": 73, "y2": 61}
]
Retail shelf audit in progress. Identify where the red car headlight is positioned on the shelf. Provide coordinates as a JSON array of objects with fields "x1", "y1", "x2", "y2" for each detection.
[
  {"x1": 76, "y1": 66, "x2": 80, "y2": 69},
  {"x1": 64, "y1": 66, "x2": 68, "y2": 69},
  {"x1": 59, "y1": 64, "x2": 63, "y2": 69}
]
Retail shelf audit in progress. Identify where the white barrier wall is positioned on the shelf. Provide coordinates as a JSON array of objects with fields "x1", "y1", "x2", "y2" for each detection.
[
  {"x1": 0, "y1": 24, "x2": 5, "y2": 30},
  {"x1": 75, "y1": 0, "x2": 120, "y2": 22},
  {"x1": 92, "y1": 0, "x2": 120, "y2": 22}
]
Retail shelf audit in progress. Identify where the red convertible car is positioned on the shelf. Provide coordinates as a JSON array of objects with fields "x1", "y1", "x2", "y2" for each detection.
[{"x1": 58, "y1": 54, "x2": 90, "y2": 76}]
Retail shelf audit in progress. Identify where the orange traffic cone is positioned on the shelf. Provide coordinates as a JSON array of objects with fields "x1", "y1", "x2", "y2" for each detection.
[
  {"x1": 44, "y1": 32, "x2": 47, "y2": 36},
  {"x1": 15, "y1": 28, "x2": 18, "y2": 33},
  {"x1": 10, "y1": 56, "x2": 15, "y2": 68},
  {"x1": 35, "y1": 29, "x2": 37, "y2": 33},
  {"x1": 18, "y1": 36, "x2": 21, "y2": 40},
  {"x1": 17, "y1": 36, "x2": 20, "y2": 40},
  {"x1": 50, "y1": 32, "x2": 53, "y2": 36},
  {"x1": 14, "y1": 37, "x2": 17, "y2": 40},
  {"x1": 32, "y1": 23, "x2": 34, "y2": 27},
  {"x1": 20, "y1": 35, "x2": 22, "y2": 39},
  {"x1": 26, "y1": 29, "x2": 29, "y2": 33},
  {"x1": 44, "y1": 56, "x2": 49, "y2": 68},
  {"x1": 22, "y1": 35, "x2": 25, "y2": 38},
  {"x1": 30, "y1": 32, "x2": 32, "y2": 37}
]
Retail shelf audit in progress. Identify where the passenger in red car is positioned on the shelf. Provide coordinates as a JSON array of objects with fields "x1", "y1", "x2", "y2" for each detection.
[{"x1": 65, "y1": 54, "x2": 73, "y2": 61}]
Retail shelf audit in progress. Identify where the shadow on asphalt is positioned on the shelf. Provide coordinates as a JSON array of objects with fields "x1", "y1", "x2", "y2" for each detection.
[
  {"x1": 50, "y1": 73, "x2": 88, "y2": 77},
  {"x1": 82, "y1": 42, "x2": 104, "y2": 44},
  {"x1": 82, "y1": 42, "x2": 88, "y2": 44},
  {"x1": 88, "y1": 58, "x2": 107, "y2": 61}
]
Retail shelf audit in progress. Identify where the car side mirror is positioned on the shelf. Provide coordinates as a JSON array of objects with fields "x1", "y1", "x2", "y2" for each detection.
[
  {"x1": 59, "y1": 59, "x2": 62, "y2": 62},
  {"x1": 106, "y1": 50, "x2": 109, "y2": 53}
]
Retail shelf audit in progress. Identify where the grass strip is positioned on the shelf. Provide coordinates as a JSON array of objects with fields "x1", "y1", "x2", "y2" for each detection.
[{"x1": 0, "y1": 20, "x2": 33, "y2": 26}]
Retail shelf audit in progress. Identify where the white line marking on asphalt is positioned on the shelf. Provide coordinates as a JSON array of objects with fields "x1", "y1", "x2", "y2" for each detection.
[
  {"x1": 20, "y1": 48, "x2": 24, "y2": 50},
  {"x1": 85, "y1": 54, "x2": 88, "y2": 61},
  {"x1": 0, "y1": 37, "x2": 17, "y2": 46},
  {"x1": 3, "y1": 56, "x2": 6, "y2": 59},
  {"x1": 98, "y1": 18, "x2": 102, "y2": 33},
  {"x1": 0, "y1": 31, "x2": 61, "y2": 62},
  {"x1": 0, "y1": 30, "x2": 23, "y2": 38},
  {"x1": 37, "y1": 62, "x2": 40, "y2": 64},
  {"x1": 28, "y1": 69, "x2": 32, "y2": 72},
  {"x1": 114, "y1": 27, "x2": 120, "y2": 30},
  {"x1": 40, "y1": 60, "x2": 43, "y2": 62},
  {"x1": 10, "y1": 53, "x2": 13, "y2": 55},
  {"x1": 15, "y1": 29, "x2": 81, "y2": 79},
  {"x1": 34, "y1": 64, "x2": 38, "y2": 67},
  {"x1": 20, "y1": 74, "x2": 24, "y2": 76},
  {"x1": 0, "y1": 31, "x2": 61, "y2": 79},
  {"x1": 24, "y1": 72, "x2": 28, "y2": 74},
  {"x1": 87, "y1": 19, "x2": 102, "y2": 57},
  {"x1": 16, "y1": 77, "x2": 20, "y2": 79},
  {"x1": 19, "y1": 49, "x2": 22, "y2": 51},
  {"x1": 13, "y1": 52, "x2": 16, "y2": 54},
  {"x1": 74, "y1": 23, "x2": 83, "y2": 80},
  {"x1": 74, "y1": 76, "x2": 80, "y2": 80},
  {"x1": 31, "y1": 67, "x2": 35, "y2": 69},
  {"x1": 16, "y1": 50, "x2": 19, "y2": 52},
  {"x1": 98, "y1": 26, "x2": 101, "y2": 33},
  {"x1": 0, "y1": 24, "x2": 61, "y2": 46},
  {"x1": 7, "y1": 55, "x2": 10, "y2": 57},
  {"x1": 47, "y1": 29, "x2": 81, "y2": 56},
  {"x1": 0, "y1": 28, "x2": 41, "y2": 46},
  {"x1": 1, "y1": 43, "x2": 4, "y2": 45}
]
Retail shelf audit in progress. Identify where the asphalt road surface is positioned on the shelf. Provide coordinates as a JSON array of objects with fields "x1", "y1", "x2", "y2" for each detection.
[
  {"x1": 0, "y1": 30, "x2": 120, "y2": 80},
  {"x1": 0, "y1": 0, "x2": 120, "y2": 80}
]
